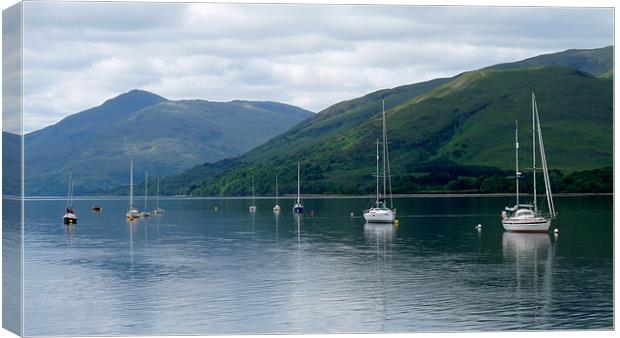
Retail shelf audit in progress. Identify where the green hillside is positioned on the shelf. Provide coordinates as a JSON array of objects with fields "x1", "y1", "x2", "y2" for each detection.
[
  {"x1": 487, "y1": 46, "x2": 613, "y2": 76},
  {"x1": 161, "y1": 65, "x2": 612, "y2": 196}
]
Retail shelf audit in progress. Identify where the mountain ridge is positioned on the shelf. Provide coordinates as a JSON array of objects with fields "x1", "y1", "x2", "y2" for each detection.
[
  {"x1": 24, "y1": 90, "x2": 314, "y2": 195},
  {"x1": 159, "y1": 46, "x2": 612, "y2": 196}
]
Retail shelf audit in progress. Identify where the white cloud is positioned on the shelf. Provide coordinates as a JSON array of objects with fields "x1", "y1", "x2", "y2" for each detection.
[{"x1": 20, "y1": 2, "x2": 613, "y2": 132}]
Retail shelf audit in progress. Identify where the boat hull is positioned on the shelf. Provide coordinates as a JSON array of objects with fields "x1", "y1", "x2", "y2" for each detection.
[
  {"x1": 126, "y1": 209, "x2": 141, "y2": 219},
  {"x1": 363, "y1": 210, "x2": 395, "y2": 223},
  {"x1": 502, "y1": 218, "x2": 551, "y2": 232},
  {"x1": 63, "y1": 213, "x2": 77, "y2": 225},
  {"x1": 293, "y1": 205, "x2": 304, "y2": 214}
]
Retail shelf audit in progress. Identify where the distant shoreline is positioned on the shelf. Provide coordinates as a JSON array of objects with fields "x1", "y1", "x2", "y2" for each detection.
[{"x1": 16, "y1": 192, "x2": 613, "y2": 201}]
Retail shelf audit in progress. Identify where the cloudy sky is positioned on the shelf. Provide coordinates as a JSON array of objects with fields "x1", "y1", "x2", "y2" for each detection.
[{"x1": 20, "y1": 1, "x2": 613, "y2": 133}]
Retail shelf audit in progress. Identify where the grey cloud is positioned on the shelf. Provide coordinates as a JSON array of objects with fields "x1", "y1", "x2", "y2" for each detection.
[{"x1": 19, "y1": 2, "x2": 613, "y2": 133}]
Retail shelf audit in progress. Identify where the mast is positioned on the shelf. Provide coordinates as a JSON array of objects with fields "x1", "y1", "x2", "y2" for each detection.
[
  {"x1": 144, "y1": 171, "x2": 149, "y2": 211},
  {"x1": 297, "y1": 162, "x2": 301, "y2": 204},
  {"x1": 129, "y1": 160, "x2": 134, "y2": 209},
  {"x1": 156, "y1": 176, "x2": 160, "y2": 210},
  {"x1": 535, "y1": 102, "x2": 556, "y2": 218},
  {"x1": 385, "y1": 101, "x2": 393, "y2": 209},
  {"x1": 532, "y1": 92, "x2": 538, "y2": 214},
  {"x1": 376, "y1": 139, "x2": 380, "y2": 203},
  {"x1": 515, "y1": 120, "x2": 519, "y2": 206},
  {"x1": 275, "y1": 175, "x2": 278, "y2": 204},
  {"x1": 382, "y1": 100, "x2": 387, "y2": 201},
  {"x1": 67, "y1": 170, "x2": 73, "y2": 208},
  {"x1": 252, "y1": 175, "x2": 255, "y2": 205}
]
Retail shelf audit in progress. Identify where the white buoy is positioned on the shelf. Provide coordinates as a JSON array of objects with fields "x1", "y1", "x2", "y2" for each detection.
[
  {"x1": 476, "y1": 224, "x2": 482, "y2": 229},
  {"x1": 554, "y1": 228, "x2": 559, "y2": 234}
]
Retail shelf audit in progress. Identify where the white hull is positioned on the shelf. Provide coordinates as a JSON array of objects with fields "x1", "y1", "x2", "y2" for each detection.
[
  {"x1": 249, "y1": 206, "x2": 257, "y2": 212},
  {"x1": 63, "y1": 213, "x2": 78, "y2": 224},
  {"x1": 273, "y1": 205, "x2": 281, "y2": 213},
  {"x1": 127, "y1": 209, "x2": 141, "y2": 219},
  {"x1": 363, "y1": 209, "x2": 395, "y2": 223},
  {"x1": 502, "y1": 218, "x2": 551, "y2": 232}
]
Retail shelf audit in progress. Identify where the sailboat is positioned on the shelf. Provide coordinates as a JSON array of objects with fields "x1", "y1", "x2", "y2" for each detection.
[
  {"x1": 502, "y1": 92, "x2": 556, "y2": 232},
  {"x1": 126, "y1": 160, "x2": 141, "y2": 220},
  {"x1": 363, "y1": 100, "x2": 396, "y2": 223},
  {"x1": 273, "y1": 175, "x2": 281, "y2": 213},
  {"x1": 152, "y1": 176, "x2": 164, "y2": 214},
  {"x1": 293, "y1": 162, "x2": 303, "y2": 214},
  {"x1": 63, "y1": 170, "x2": 78, "y2": 225},
  {"x1": 249, "y1": 175, "x2": 257, "y2": 212},
  {"x1": 141, "y1": 171, "x2": 151, "y2": 217}
]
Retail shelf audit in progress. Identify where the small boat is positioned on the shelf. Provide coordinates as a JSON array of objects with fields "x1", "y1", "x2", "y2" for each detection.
[
  {"x1": 152, "y1": 176, "x2": 164, "y2": 214},
  {"x1": 364, "y1": 100, "x2": 396, "y2": 224},
  {"x1": 140, "y1": 171, "x2": 151, "y2": 217},
  {"x1": 126, "y1": 160, "x2": 141, "y2": 220},
  {"x1": 293, "y1": 162, "x2": 303, "y2": 214},
  {"x1": 91, "y1": 205, "x2": 102, "y2": 212},
  {"x1": 249, "y1": 175, "x2": 257, "y2": 212},
  {"x1": 63, "y1": 170, "x2": 78, "y2": 225},
  {"x1": 501, "y1": 92, "x2": 556, "y2": 232},
  {"x1": 273, "y1": 175, "x2": 281, "y2": 213}
]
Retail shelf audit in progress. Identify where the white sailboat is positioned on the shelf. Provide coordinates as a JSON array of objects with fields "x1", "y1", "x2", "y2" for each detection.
[
  {"x1": 364, "y1": 100, "x2": 396, "y2": 223},
  {"x1": 293, "y1": 162, "x2": 304, "y2": 214},
  {"x1": 152, "y1": 176, "x2": 164, "y2": 214},
  {"x1": 126, "y1": 160, "x2": 141, "y2": 219},
  {"x1": 273, "y1": 175, "x2": 281, "y2": 213},
  {"x1": 249, "y1": 175, "x2": 257, "y2": 212},
  {"x1": 63, "y1": 170, "x2": 78, "y2": 225},
  {"x1": 502, "y1": 92, "x2": 556, "y2": 232},
  {"x1": 141, "y1": 171, "x2": 151, "y2": 217}
]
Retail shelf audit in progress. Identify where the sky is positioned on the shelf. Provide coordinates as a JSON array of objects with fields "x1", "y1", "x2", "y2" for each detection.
[{"x1": 18, "y1": 1, "x2": 614, "y2": 133}]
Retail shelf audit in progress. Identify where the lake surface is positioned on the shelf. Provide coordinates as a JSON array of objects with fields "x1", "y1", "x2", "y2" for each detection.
[{"x1": 23, "y1": 195, "x2": 613, "y2": 335}]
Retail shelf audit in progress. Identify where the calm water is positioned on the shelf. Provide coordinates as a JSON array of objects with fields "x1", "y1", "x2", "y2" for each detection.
[{"x1": 23, "y1": 195, "x2": 613, "y2": 335}]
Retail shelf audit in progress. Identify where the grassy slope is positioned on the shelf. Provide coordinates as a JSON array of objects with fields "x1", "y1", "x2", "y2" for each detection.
[{"x1": 162, "y1": 66, "x2": 612, "y2": 196}]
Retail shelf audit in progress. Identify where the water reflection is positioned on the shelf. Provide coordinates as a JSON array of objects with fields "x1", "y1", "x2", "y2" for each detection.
[
  {"x1": 502, "y1": 232, "x2": 554, "y2": 326},
  {"x1": 363, "y1": 223, "x2": 395, "y2": 245},
  {"x1": 63, "y1": 224, "x2": 76, "y2": 246},
  {"x1": 295, "y1": 214, "x2": 302, "y2": 244}
]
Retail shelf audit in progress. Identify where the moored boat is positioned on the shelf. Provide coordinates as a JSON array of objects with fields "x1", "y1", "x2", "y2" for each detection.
[
  {"x1": 363, "y1": 100, "x2": 396, "y2": 224},
  {"x1": 273, "y1": 174, "x2": 281, "y2": 213},
  {"x1": 293, "y1": 162, "x2": 303, "y2": 214},
  {"x1": 126, "y1": 160, "x2": 141, "y2": 220},
  {"x1": 63, "y1": 170, "x2": 78, "y2": 225},
  {"x1": 502, "y1": 92, "x2": 556, "y2": 232}
]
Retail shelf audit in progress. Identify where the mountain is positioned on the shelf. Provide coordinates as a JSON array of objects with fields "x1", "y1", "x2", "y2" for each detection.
[
  {"x1": 487, "y1": 46, "x2": 613, "y2": 77},
  {"x1": 3, "y1": 132, "x2": 21, "y2": 196},
  {"x1": 24, "y1": 90, "x2": 313, "y2": 195},
  {"x1": 162, "y1": 48, "x2": 612, "y2": 196}
]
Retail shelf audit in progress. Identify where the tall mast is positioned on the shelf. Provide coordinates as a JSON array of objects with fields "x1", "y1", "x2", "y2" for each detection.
[
  {"x1": 535, "y1": 103, "x2": 556, "y2": 218},
  {"x1": 382, "y1": 100, "x2": 387, "y2": 201},
  {"x1": 385, "y1": 103, "x2": 393, "y2": 209},
  {"x1": 532, "y1": 92, "x2": 538, "y2": 214},
  {"x1": 252, "y1": 175, "x2": 255, "y2": 204},
  {"x1": 515, "y1": 121, "x2": 519, "y2": 206},
  {"x1": 144, "y1": 171, "x2": 149, "y2": 211},
  {"x1": 67, "y1": 170, "x2": 73, "y2": 208},
  {"x1": 275, "y1": 175, "x2": 278, "y2": 204},
  {"x1": 297, "y1": 162, "x2": 301, "y2": 204},
  {"x1": 156, "y1": 176, "x2": 160, "y2": 210},
  {"x1": 129, "y1": 160, "x2": 134, "y2": 208},
  {"x1": 376, "y1": 139, "x2": 380, "y2": 203}
]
